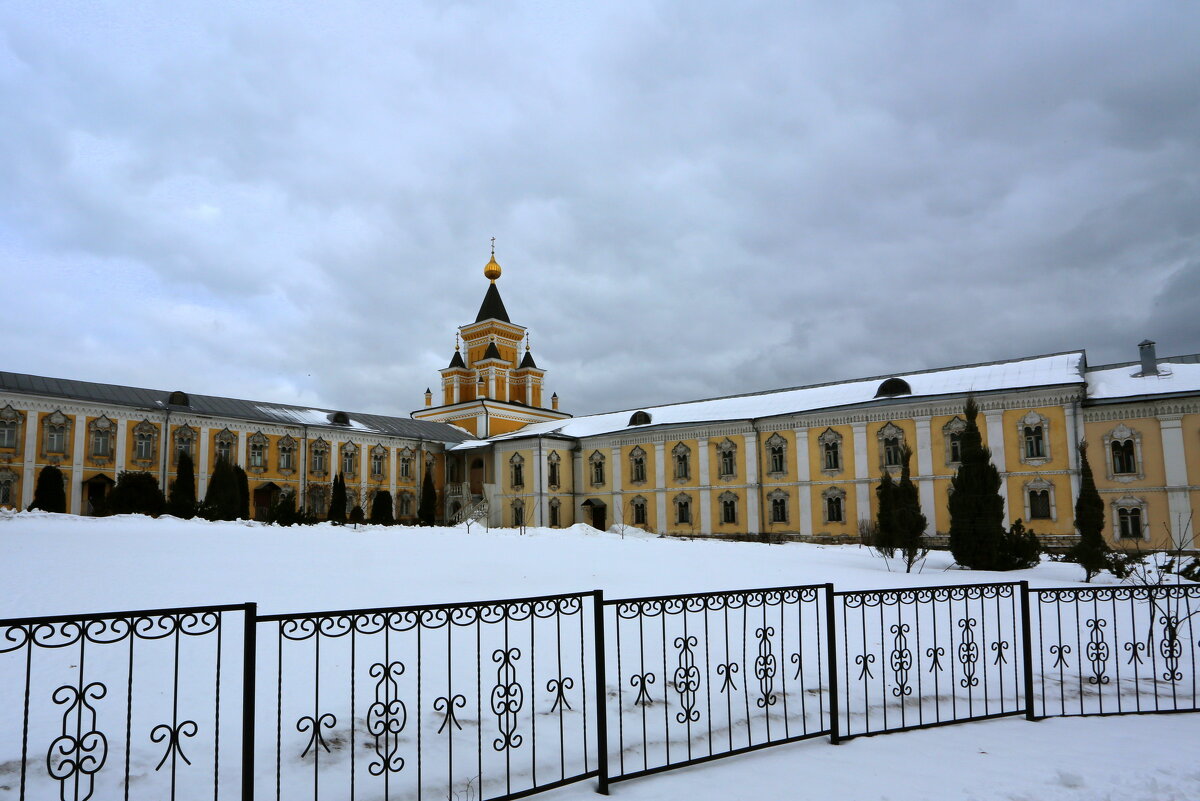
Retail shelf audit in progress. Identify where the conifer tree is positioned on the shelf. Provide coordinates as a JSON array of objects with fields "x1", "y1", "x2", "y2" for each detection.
[
  {"x1": 328, "y1": 472, "x2": 347, "y2": 524},
  {"x1": 1067, "y1": 441, "x2": 1110, "y2": 582},
  {"x1": 233, "y1": 465, "x2": 250, "y2": 520},
  {"x1": 108, "y1": 471, "x2": 166, "y2": 516},
  {"x1": 948, "y1": 397, "x2": 1007, "y2": 570},
  {"x1": 418, "y1": 464, "x2": 436, "y2": 526},
  {"x1": 874, "y1": 470, "x2": 898, "y2": 558},
  {"x1": 167, "y1": 452, "x2": 197, "y2": 519},
  {"x1": 30, "y1": 465, "x2": 67, "y2": 513},
  {"x1": 370, "y1": 490, "x2": 394, "y2": 525},
  {"x1": 893, "y1": 445, "x2": 929, "y2": 573},
  {"x1": 201, "y1": 457, "x2": 239, "y2": 521},
  {"x1": 269, "y1": 490, "x2": 299, "y2": 527},
  {"x1": 349, "y1": 505, "x2": 365, "y2": 525}
]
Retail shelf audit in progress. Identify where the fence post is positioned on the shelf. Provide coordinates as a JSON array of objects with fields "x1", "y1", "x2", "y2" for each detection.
[
  {"x1": 242, "y1": 602, "x2": 257, "y2": 801},
  {"x1": 824, "y1": 583, "x2": 840, "y2": 745},
  {"x1": 593, "y1": 590, "x2": 610, "y2": 795},
  {"x1": 1019, "y1": 581, "x2": 1036, "y2": 721}
]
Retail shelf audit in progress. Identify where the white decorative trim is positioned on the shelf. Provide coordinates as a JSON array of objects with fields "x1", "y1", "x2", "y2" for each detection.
[
  {"x1": 172, "y1": 424, "x2": 197, "y2": 466},
  {"x1": 87, "y1": 415, "x2": 116, "y2": 465},
  {"x1": 247, "y1": 431, "x2": 270, "y2": 474},
  {"x1": 546, "y1": 450, "x2": 562, "y2": 490},
  {"x1": 718, "y1": 490, "x2": 738, "y2": 525},
  {"x1": 715, "y1": 438, "x2": 737, "y2": 480},
  {"x1": 630, "y1": 494, "x2": 649, "y2": 526},
  {"x1": 1111, "y1": 495, "x2": 1149, "y2": 541},
  {"x1": 277, "y1": 434, "x2": 297, "y2": 475},
  {"x1": 673, "y1": 492, "x2": 693, "y2": 525},
  {"x1": 130, "y1": 419, "x2": 160, "y2": 468},
  {"x1": 942, "y1": 416, "x2": 966, "y2": 467},
  {"x1": 309, "y1": 438, "x2": 330, "y2": 477},
  {"x1": 821, "y1": 486, "x2": 847, "y2": 524},
  {"x1": 509, "y1": 452, "x2": 525, "y2": 489},
  {"x1": 817, "y1": 428, "x2": 843, "y2": 476},
  {"x1": 1022, "y1": 476, "x2": 1057, "y2": 523},
  {"x1": 765, "y1": 433, "x2": 788, "y2": 477},
  {"x1": 628, "y1": 445, "x2": 648, "y2": 485},
  {"x1": 671, "y1": 442, "x2": 691, "y2": 482},
  {"x1": 370, "y1": 444, "x2": 388, "y2": 480},
  {"x1": 767, "y1": 488, "x2": 789, "y2": 524},
  {"x1": 1017, "y1": 410, "x2": 1051, "y2": 466},
  {"x1": 589, "y1": 450, "x2": 606, "y2": 487},
  {"x1": 876, "y1": 421, "x2": 906, "y2": 470}
]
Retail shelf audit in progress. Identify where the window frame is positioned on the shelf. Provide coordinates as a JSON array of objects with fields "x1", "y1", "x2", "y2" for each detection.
[
  {"x1": 765, "y1": 433, "x2": 787, "y2": 477},
  {"x1": 716, "y1": 438, "x2": 737, "y2": 480},
  {"x1": 822, "y1": 486, "x2": 846, "y2": 524},
  {"x1": 818, "y1": 428, "x2": 843, "y2": 475},
  {"x1": 1017, "y1": 411, "x2": 1052, "y2": 466},
  {"x1": 672, "y1": 442, "x2": 691, "y2": 482}
]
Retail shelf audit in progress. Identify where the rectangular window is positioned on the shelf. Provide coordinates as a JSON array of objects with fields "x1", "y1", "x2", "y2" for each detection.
[
  {"x1": 1029, "y1": 490, "x2": 1051, "y2": 520},
  {"x1": 511, "y1": 463, "x2": 524, "y2": 488},
  {"x1": 513, "y1": 505, "x2": 524, "y2": 527},
  {"x1": 722, "y1": 499, "x2": 737, "y2": 524},
  {"x1": 1024, "y1": 426, "x2": 1045, "y2": 459},
  {"x1": 46, "y1": 427, "x2": 66, "y2": 454},
  {"x1": 883, "y1": 437, "x2": 901, "y2": 467},
  {"x1": 948, "y1": 434, "x2": 962, "y2": 464},
  {"x1": 675, "y1": 454, "x2": 690, "y2": 480},
  {"x1": 135, "y1": 434, "x2": 153, "y2": 461},
  {"x1": 771, "y1": 497, "x2": 787, "y2": 523},
  {"x1": 824, "y1": 443, "x2": 840, "y2": 471},
  {"x1": 401, "y1": 458, "x2": 412, "y2": 479},
  {"x1": 0, "y1": 422, "x2": 15, "y2": 448},
  {"x1": 311, "y1": 449, "x2": 326, "y2": 473},
  {"x1": 676, "y1": 501, "x2": 691, "y2": 525},
  {"x1": 0, "y1": 480, "x2": 12, "y2": 506},
  {"x1": 92, "y1": 429, "x2": 111, "y2": 458},
  {"x1": 592, "y1": 461, "x2": 605, "y2": 485},
  {"x1": 400, "y1": 494, "x2": 413, "y2": 516},
  {"x1": 372, "y1": 453, "x2": 385, "y2": 476},
  {"x1": 719, "y1": 450, "x2": 735, "y2": 478},
  {"x1": 548, "y1": 460, "x2": 560, "y2": 487},
  {"x1": 250, "y1": 443, "x2": 264, "y2": 468},
  {"x1": 279, "y1": 447, "x2": 294, "y2": 471},
  {"x1": 827, "y1": 497, "x2": 843, "y2": 523},
  {"x1": 633, "y1": 503, "x2": 647, "y2": 525},
  {"x1": 770, "y1": 447, "x2": 785, "y2": 474},
  {"x1": 549, "y1": 503, "x2": 560, "y2": 527},
  {"x1": 1112, "y1": 441, "x2": 1136, "y2": 475},
  {"x1": 1118, "y1": 507, "x2": 1142, "y2": 539}
]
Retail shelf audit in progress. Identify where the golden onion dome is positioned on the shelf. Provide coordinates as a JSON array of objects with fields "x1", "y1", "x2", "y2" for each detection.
[{"x1": 484, "y1": 253, "x2": 502, "y2": 281}]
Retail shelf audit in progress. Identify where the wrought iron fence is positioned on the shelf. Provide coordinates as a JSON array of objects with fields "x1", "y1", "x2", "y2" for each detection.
[
  {"x1": 256, "y1": 591, "x2": 599, "y2": 801},
  {"x1": 2, "y1": 580, "x2": 1200, "y2": 801},
  {"x1": 600, "y1": 584, "x2": 831, "y2": 784},
  {"x1": 831, "y1": 582, "x2": 1027, "y2": 740},
  {"x1": 1029, "y1": 584, "x2": 1200, "y2": 718},
  {"x1": 0, "y1": 603, "x2": 253, "y2": 801}
]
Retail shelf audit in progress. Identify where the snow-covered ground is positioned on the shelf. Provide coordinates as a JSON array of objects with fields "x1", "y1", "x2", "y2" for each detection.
[{"x1": 3, "y1": 512, "x2": 1198, "y2": 801}]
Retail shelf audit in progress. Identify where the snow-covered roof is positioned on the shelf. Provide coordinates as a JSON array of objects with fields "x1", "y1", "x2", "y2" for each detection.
[
  {"x1": 1085, "y1": 359, "x2": 1200, "y2": 402},
  {"x1": 490, "y1": 351, "x2": 1087, "y2": 443}
]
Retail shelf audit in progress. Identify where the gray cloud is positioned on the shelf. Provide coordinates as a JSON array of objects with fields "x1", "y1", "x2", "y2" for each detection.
[{"x1": 1, "y1": 0, "x2": 1197, "y2": 417}]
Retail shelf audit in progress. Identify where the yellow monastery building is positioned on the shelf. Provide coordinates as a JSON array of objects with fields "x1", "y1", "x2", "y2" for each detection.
[{"x1": 2, "y1": 251, "x2": 1198, "y2": 551}]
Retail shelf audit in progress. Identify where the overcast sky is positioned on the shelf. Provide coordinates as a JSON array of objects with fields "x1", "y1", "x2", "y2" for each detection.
[{"x1": 2, "y1": 1, "x2": 1198, "y2": 418}]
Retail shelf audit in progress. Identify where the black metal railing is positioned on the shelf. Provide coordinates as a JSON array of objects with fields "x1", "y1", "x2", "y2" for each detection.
[
  {"x1": 256, "y1": 591, "x2": 599, "y2": 801},
  {"x1": 0, "y1": 603, "x2": 253, "y2": 801},
  {"x1": 2, "y1": 580, "x2": 1199, "y2": 801},
  {"x1": 1029, "y1": 584, "x2": 1200, "y2": 718},
  {"x1": 600, "y1": 584, "x2": 831, "y2": 784},
  {"x1": 831, "y1": 582, "x2": 1026, "y2": 739}
]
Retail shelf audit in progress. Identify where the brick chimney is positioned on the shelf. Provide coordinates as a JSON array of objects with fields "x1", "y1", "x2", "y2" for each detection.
[{"x1": 1137, "y1": 340, "x2": 1159, "y2": 377}]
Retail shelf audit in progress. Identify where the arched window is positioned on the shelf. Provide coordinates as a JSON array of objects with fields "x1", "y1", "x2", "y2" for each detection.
[
  {"x1": 631, "y1": 495, "x2": 648, "y2": 526},
  {"x1": 768, "y1": 489, "x2": 789, "y2": 524},
  {"x1": 1024, "y1": 477, "x2": 1055, "y2": 521},
  {"x1": 0, "y1": 405, "x2": 22, "y2": 450},
  {"x1": 509, "y1": 453, "x2": 525, "y2": 489},
  {"x1": 546, "y1": 451, "x2": 561, "y2": 489},
  {"x1": 819, "y1": 428, "x2": 843, "y2": 474},
  {"x1": 877, "y1": 422, "x2": 905, "y2": 469},
  {"x1": 309, "y1": 439, "x2": 329, "y2": 475},
  {"x1": 719, "y1": 491, "x2": 738, "y2": 525},
  {"x1": 629, "y1": 411, "x2": 652, "y2": 426},
  {"x1": 589, "y1": 451, "x2": 606, "y2": 486},
  {"x1": 1113, "y1": 497, "x2": 1146, "y2": 540},
  {"x1": 248, "y1": 432, "x2": 269, "y2": 470},
  {"x1": 672, "y1": 442, "x2": 691, "y2": 481},
  {"x1": 874, "y1": 378, "x2": 912, "y2": 398},
  {"x1": 766, "y1": 433, "x2": 787, "y2": 476},
  {"x1": 629, "y1": 446, "x2": 647, "y2": 484},
  {"x1": 133, "y1": 420, "x2": 158, "y2": 462},
  {"x1": 716, "y1": 438, "x2": 737, "y2": 479},
  {"x1": 1017, "y1": 411, "x2": 1051, "y2": 464},
  {"x1": 215, "y1": 429, "x2": 236, "y2": 464},
  {"x1": 307, "y1": 486, "x2": 328, "y2": 515},
  {"x1": 943, "y1": 417, "x2": 966, "y2": 465},
  {"x1": 511, "y1": 498, "x2": 525, "y2": 527},
  {"x1": 400, "y1": 447, "x2": 414, "y2": 480},
  {"x1": 278, "y1": 436, "x2": 296, "y2": 471},
  {"x1": 399, "y1": 492, "x2": 415, "y2": 517},
  {"x1": 89, "y1": 416, "x2": 115, "y2": 460},
  {"x1": 341, "y1": 443, "x2": 358, "y2": 477},
  {"x1": 329, "y1": 411, "x2": 350, "y2": 426},
  {"x1": 173, "y1": 425, "x2": 196, "y2": 464},
  {"x1": 42, "y1": 410, "x2": 70, "y2": 456},
  {"x1": 1103, "y1": 424, "x2": 1142, "y2": 481},
  {"x1": 0, "y1": 468, "x2": 17, "y2": 507},
  {"x1": 549, "y1": 498, "x2": 562, "y2": 528},
  {"x1": 674, "y1": 493, "x2": 692, "y2": 525},
  {"x1": 822, "y1": 487, "x2": 846, "y2": 524}
]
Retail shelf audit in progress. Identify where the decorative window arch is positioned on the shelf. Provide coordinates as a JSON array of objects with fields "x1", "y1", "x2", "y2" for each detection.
[
  {"x1": 1017, "y1": 411, "x2": 1051, "y2": 465},
  {"x1": 172, "y1": 425, "x2": 196, "y2": 464},
  {"x1": 674, "y1": 493, "x2": 693, "y2": 525},
  {"x1": 307, "y1": 485, "x2": 328, "y2": 515},
  {"x1": 768, "y1": 488, "x2": 789, "y2": 524},
  {"x1": 41, "y1": 410, "x2": 71, "y2": 458},
  {"x1": 509, "y1": 452, "x2": 525, "y2": 489},
  {"x1": 247, "y1": 431, "x2": 269, "y2": 472},
  {"x1": 341, "y1": 443, "x2": 359, "y2": 477},
  {"x1": 398, "y1": 491, "x2": 415, "y2": 517},
  {"x1": 89, "y1": 415, "x2": 115, "y2": 462},
  {"x1": 630, "y1": 494, "x2": 648, "y2": 526},
  {"x1": 818, "y1": 428, "x2": 843, "y2": 475},
  {"x1": 1112, "y1": 496, "x2": 1147, "y2": 541},
  {"x1": 132, "y1": 420, "x2": 159, "y2": 464},
  {"x1": 309, "y1": 438, "x2": 329, "y2": 476},
  {"x1": 766, "y1": 433, "x2": 788, "y2": 477},
  {"x1": 672, "y1": 442, "x2": 691, "y2": 481},
  {"x1": 0, "y1": 405, "x2": 24, "y2": 450},
  {"x1": 370, "y1": 444, "x2": 388, "y2": 478},
  {"x1": 943, "y1": 417, "x2": 966, "y2": 466},
  {"x1": 546, "y1": 451, "x2": 561, "y2": 489},
  {"x1": 716, "y1": 438, "x2": 737, "y2": 480},
  {"x1": 822, "y1": 486, "x2": 846, "y2": 524},
  {"x1": 1102, "y1": 424, "x2": 1144, "y2": 482},
  {"x1": 589, "y1": 450, "x2": 606, "y2": 486},
  {"x1": 399, "y1": 447, "x2": 414, "y2": 480},
  {"x1": 549, "y1": 497, "x2": 562, "y2": 527},
  {"x1": 511, "y1": 498, "x2": 526, "y2": 528},
  {"x1": 719, "y1": 490, "x2": 738, "y2": 525},
  {"x1": 1023, "y1": 477, "x2": 1056, "y2": 522},
  {"x1": 0, "y1": 467, "x2": 17, "y2": 507},
  {"x1": 877, "y1": 422, "x2": 906, "y2": 470},
  {"x1": 214, "y1": 428, "x2": 236, "y2": 465},
  {"x1": 277, "y1": 435, "x2": 297, "y2": 472},
  {"x1": 629, "y1": 446, "x2": 647, "y2": 484}
]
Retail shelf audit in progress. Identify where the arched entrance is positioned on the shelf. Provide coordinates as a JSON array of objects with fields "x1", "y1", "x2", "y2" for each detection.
[
  {"x1": 469, "y1": 458, "x2": 485, "y2": 496},
  {"x1": 581, "y1": 498, "x2": 607, "y2": 531},
  {"x1": 253, "y1": 482, "x2": 282, "y2": 520},
  {"x1": 83, "y1": 473, "x2": 115, "y2": 516}
]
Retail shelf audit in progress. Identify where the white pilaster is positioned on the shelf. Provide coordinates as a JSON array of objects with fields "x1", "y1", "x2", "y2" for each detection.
[
  {"x1": 610, "y1": 445, "x2": 623, "y2": 526},
  {"x1": 852, "y1": 422, "x2": 870, "y2": 523},
  {"x1": 70, "y1": 413, "x2": 85, "y2": 514},
  {"x1": 389, "y1": 446, "x2": 397, "y2": 499},
  {"x1": 983, "y1": 410, "x2": 1009, "y2": 521},
  {"x1": 21, "y1": 410, "x2": 37, "y2": 508},
  {"x1": 1064, "y1": 401, "x2": 1082, "y2": 500},
  {"x1": 572, "y1": 449, "x2": 585, "y2": 523},
  {"x1": 654, "y1": 441, "x2": 667, "y2": 534},
  {"x1": 533, "y1": 440, "x2": 545, "y2": 527},
  {"x1": 698, "y1": 436, "x2": 712, "y2": 534},
  {"x1": 237, "y1": 430, "x2": 247, "y2": 467},
  {"x1": 744, "y1": 433, "x2": 760, "y2": 533},
  {"x1": 914, "y1": 416, "x2": 937, "y2": 535},
  {"x1": 1160, "y1": 416, "x2": 1193, "y2": 549},
  {"x1": 115, "y1": 418, "x2": 128, "y2": 474},
  {"x1": 197, "y1": 425, "x2": 210, "y2": 497},
  {"x1": 794, "y1": 429, "x2": 812, "y2": 536}
]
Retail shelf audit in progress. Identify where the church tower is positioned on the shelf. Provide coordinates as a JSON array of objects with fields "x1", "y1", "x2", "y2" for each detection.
[{"x1": 411, "y1": 246, "x2": 570, "y2": 437}]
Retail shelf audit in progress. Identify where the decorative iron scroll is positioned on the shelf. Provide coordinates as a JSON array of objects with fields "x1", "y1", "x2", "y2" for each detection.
[
  {"x1": 673, "y1": 636, "x2": 700, "y2": 722},
  {"x1": 492, "y1": 647, "x2": 525, "y2": 751},
  {"x1": 367, "y1": 661, "x2": 407, "y2": 773}
]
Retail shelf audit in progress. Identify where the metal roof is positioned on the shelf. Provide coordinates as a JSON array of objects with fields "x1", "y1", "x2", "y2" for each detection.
[
  {"x1": 474, "y1": 282, "x2": 510, "y2": 323},
  {"x1": 0, "y1": 371, "x2": 471, "y2": 443}
]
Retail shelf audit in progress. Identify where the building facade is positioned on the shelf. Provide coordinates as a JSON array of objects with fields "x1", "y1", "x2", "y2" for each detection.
[{"x1": 3, "y1": 251, "x2": 1199, "y2": 550}]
